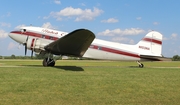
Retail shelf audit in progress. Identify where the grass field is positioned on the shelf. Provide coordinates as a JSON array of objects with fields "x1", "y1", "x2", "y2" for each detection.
[{"x1": 0, "y1": 60, "x2": 180, "y2": 105}]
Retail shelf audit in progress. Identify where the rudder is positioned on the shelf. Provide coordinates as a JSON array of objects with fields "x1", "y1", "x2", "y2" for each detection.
[{"x1": 136, "y1": 31, "x2": 163, "y2": 56}]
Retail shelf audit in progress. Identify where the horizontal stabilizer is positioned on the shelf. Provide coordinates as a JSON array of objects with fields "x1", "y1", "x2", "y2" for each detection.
[{"x1": 140, "y1": 55, "x2": 171, "y2": 61}]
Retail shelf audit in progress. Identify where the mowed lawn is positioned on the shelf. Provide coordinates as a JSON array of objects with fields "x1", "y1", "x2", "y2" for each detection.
[{"x1": 0, "y1": 60, "x2": 180, "y2": 105}]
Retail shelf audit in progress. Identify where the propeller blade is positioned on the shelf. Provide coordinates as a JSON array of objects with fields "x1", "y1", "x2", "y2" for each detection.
[
  {"x1": 31, "y1": 50, "x2": 33, "y2": 58},
  {"x1": 26, "y1": 35, "x2": 29, "y2": 42},
  {"x1": 24, "y1": 36, "x2": 29, "y2": 56},
  {"x1": 18, "y1": 44, "x2": 21, "y2": 49},
  {"x1": 25, "y1": 43, "x2": 27, "y2": 56}
]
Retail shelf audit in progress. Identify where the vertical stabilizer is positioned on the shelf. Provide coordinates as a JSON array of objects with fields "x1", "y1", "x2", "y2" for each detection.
[{"x1": 136, "y1": 31, "x2": 163, "y2": 56}]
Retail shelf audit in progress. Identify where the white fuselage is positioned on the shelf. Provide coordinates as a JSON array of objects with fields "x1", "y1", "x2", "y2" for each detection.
[
  {"x1": 9, "y1": 26, "x2": 157, "y2": 61},
  {"x1": 83, "y1": 39, "x2": 140, "y2": 61}
]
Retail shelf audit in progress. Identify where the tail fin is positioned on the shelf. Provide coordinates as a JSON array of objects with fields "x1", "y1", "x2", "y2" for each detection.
[{"x1": 136, "y1": 31, "x2": 163, "y2": 56}]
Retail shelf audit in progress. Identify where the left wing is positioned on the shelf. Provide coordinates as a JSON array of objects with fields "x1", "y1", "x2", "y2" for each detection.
[{"x1": 44, "y1": 29, "x2": 95, "y2": 56}]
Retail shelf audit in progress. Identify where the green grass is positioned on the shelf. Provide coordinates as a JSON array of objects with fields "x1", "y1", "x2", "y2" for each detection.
[{"x1": 0, "y1": 60, "x2": 180, "y2": 105}]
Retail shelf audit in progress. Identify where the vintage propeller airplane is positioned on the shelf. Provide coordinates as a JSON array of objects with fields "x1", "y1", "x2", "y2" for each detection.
[{"x1": 9, "y1": 26, "x2": 169, "y2": 67}]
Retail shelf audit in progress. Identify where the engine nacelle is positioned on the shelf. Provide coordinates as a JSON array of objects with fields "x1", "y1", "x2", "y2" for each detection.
[{"x1": 26, "y1": 38, "x2": 49, "y2": 53}]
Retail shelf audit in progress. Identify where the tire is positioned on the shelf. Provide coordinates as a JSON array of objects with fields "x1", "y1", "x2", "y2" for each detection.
[
  {"x1": 42, "y1": 58, "x2": 55, "y2": 67},
  {"x1": 43, "y1": 58, "x2": 48, "y2": 67},
  {"x1": 139, "y1": 63, "x2": 144, "y2": 68}
]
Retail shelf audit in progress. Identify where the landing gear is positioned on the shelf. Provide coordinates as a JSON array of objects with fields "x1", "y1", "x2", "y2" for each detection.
[
  {"x1": 43, "y1": 58, "x2": 55, "y2": 67},
  {"x1": 137, "y1": 61, "x2": 144, "y2": 68}
]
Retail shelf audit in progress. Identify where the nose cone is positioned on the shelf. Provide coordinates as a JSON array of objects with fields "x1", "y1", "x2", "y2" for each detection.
[
  {"x1": 8, "y1": 31, "x2": 15, "y2": 39},
  {"x1": 8, "y1": 31, "x2": 26, "y2": 44},
  {"x1": 8, "y1": 32, "x2": 15, "y2": 39}
]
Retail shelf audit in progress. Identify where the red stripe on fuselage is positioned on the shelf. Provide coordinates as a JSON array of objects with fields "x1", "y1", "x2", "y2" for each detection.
[
  {"x1": 10, "y1": 31, "x2": 59, "y2": 41},
  {"x1": 142, "y1": 37, "x2": 162, "y2": 45},
  {"x1": 90, "y1": 45, "x2": 140, "y2": 58}
]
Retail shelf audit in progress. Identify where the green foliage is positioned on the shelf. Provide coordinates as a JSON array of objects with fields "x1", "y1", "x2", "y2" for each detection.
[
  {"x1": 0, "y1": 60, "x2": 180, "y2": 105},
  {"x1": 172, "y1": 55, "x2": 180, "y2": 61},
  {"x1": 2, "y1": 56, "x2": 32, "y2": 59},
  {"x1": 0, "y1": 54, "x2": 88, "y2": 60},
  {"x1": 11, "y1": 54, "x2": 16, "y2": 59}
]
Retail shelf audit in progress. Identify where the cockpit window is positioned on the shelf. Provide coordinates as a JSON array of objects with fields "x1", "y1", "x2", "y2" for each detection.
[{"x1": 21, "y1": 29, "x2": 26, "y2": 33}]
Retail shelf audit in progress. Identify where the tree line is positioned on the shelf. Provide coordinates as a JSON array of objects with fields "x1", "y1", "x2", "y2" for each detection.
[
  {"x1": 0, "y1": 54, "x2": 180, "y2": 61},
  {"x1": 0, "y1": 54, "x2": 90, "y2": 60},
  {"x1": 171, "y1": 55, "x2": 180, "y2": 61}
]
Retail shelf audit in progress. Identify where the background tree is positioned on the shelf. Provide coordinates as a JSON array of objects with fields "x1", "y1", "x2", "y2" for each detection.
[
  {"x1": 11, "y1": 54, "x2": 16, "y2": 59},
  {"x1": 172, "y1": 55, "x2": 180, "y2": 61}
]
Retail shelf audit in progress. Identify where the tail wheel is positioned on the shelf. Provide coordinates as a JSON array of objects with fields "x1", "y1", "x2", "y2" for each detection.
[
  {"x1": 137, "y1": 61, "x2": 144, "y2": 68},
  {"x1": 43, "y1": 58, "x2": 55, "y2": 67},
  {"x1": 139, "y1": 63, "x2": 144, "y2": 68}
]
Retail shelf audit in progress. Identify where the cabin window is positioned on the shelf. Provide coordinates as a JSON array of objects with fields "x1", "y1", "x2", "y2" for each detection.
[
  {"x1": 50, "y1": 36, "x2": 53, "y2": 40},
  {"x1": 98, "y1": 46, "x2": 102, "y2": 50},
  {"x1": 42, "y1": 35, "x2": 45, "y2": 38}
]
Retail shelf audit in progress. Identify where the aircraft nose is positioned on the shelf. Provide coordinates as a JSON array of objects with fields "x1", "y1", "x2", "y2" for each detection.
[
  {"x1": 8, "y1": 31, "x2": 26, "y2": 44},
  {"x1": 8, "y1": 31, "x2": 15, "y2": 39}
]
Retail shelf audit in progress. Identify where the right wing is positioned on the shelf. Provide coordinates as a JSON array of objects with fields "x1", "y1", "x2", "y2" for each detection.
[{"x1": 44, "y1": 29, "x2": 95, "y2": 56}]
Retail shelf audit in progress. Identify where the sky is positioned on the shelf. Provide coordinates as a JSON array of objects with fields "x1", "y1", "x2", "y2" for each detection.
[{"x1": 0, "y1": 0, "x2": 180, "y2": 57}]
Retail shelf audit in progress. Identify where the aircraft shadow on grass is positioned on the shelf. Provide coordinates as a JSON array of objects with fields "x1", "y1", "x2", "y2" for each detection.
[
  {"x1": 53, "y1": 66, "x2": 84, "y2": 71},
  {"x1": 24, "y1": 65, "x2": 84, "y2": 71},
  {"x1": 25, "y1": 65, "x2": 140, "y2": 71},
  {"x1": 128, "y1": 66, "x2": 141, "y2": 68}
]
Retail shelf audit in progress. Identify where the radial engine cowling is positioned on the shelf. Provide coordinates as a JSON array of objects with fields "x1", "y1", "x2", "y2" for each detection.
[{"x1": 26, "y1": 38, "x2": 48, "y2": 53}]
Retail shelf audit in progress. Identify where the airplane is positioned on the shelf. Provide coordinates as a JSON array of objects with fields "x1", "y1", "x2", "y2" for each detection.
[{"x1": 9, "y1": 26, "x2": 170, "y2": 68}]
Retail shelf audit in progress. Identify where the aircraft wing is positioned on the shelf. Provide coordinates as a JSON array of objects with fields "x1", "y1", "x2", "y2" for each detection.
[
  {"x1": 140, "y1": 55, "x2": 172, "y2": 61},
  {"x1": 44, "y1": 29, "x2": 95, "y2": 56}
]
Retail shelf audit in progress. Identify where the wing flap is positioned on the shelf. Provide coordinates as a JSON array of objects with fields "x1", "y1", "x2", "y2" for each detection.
[{"x1": 44, "y1": 29, "x2": 95, "y2": 56}]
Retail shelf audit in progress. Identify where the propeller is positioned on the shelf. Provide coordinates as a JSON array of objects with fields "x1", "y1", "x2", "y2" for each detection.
[
  {"x1": 24, "y1": 36, "x2": 29, "y2": 56},
  {"x1": 31, "y1": 50, "x2": 34, "y2": 58},
  {"x1": 22, "y1": 29, "x2": 34, "y2": 58},
  {"x1": 18, "y1": 44, "x2": 21, "y2": 49}
]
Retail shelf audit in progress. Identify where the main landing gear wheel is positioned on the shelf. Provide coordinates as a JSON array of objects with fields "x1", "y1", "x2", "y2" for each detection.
[
  {"x1": 137, "y1": 61, "x2": 144, "y2": 68},
  {"x1": 43, "y1": 58, "x2": 55, "y2": 67}
]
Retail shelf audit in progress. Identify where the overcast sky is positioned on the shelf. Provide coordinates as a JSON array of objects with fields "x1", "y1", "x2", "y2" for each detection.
[{"x1": 0, "y1": 0, "x2": 180, "y2": 57}]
